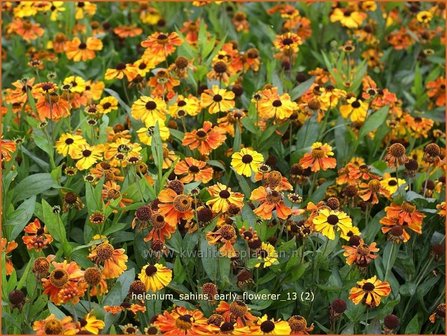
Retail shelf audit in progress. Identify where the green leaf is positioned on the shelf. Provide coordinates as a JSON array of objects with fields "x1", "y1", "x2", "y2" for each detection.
[
  {"x1": 12, "y1": 173, "x2": 59, "y2": 203},
  {"x1": 405, "y1": 313, "x2": 420, "y2": 334},
  {"x1": 359, "y1": 106, "x2": 389, "y2": 139},
  {"x1": 41, "y1": 199, "x2": 67, "y2": 244},
  {"x1": 290, "y1": 77, "x2": 315, "y2": 100},
  {"x1": 200, "y1": 238, "x2": 218, "y2": 281},
  {"x1": 4, "y1": 196, "x2": 36, "y2": 240}
]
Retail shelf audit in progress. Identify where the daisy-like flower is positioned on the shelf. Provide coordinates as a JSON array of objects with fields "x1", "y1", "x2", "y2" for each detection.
[
  {"x1": 35, "y1": 93, "x2": 71, "y2": 121},
  {"x1": 182, "y1": 121, "x2": 227, "y2": 155},
  {"x1": 131, "y1": 96, "x2": 167, "y2": 124},
  {"x1": 201, "y1": 85, "x2": 235, "y2": 114},
  {"x1": 380, "y1": 175, "x2": 407, "y2": 195},
  {"x1": 1, "y1": 139, "x2": 17, "y2": 163},
  {"x1": 358, "y1": 178, "x2": 389, "y2": 204},
  {"x1": 342, "y1": 239, "x2": 379, "y2": 267},
  {"x1": 206, "y1": 183, "x2": 244, "y2": 213},
  {"x1": 313, "y1": 208, "x2": 356, "y2": 240},
  {"x1": 330, "y1": 7, "x2": 367, "y2": 29},
  {"x1": 157, "y1": 188, "x2": 194, "y2": 226},
  {"x1": 174, "y1": 157, "x2": 213, "y2": 184},
  {"x1": 33, "y1": 314, "x2": 78, "y2": 336},
  {"x1": 215, "y1": 301, "x2": 257, "y2": 327},
  {"x1": 340, "y1": 97, "x2": 368, "y2": 122},
  {"x1": 22, "y1": 218, "x2": 53, "y2": 251},
  {"x1": 250, "y1": 186, "x2": 292, "y2": 220},
  {"x1": 169, "y1": 94, "x2": 200, "y2": 117},
  {"x1": 273, "y1": 32, "x2": 302, "y2": 56},
  {"x1": 380, "y1": 202, "x2": 425, "y2": 241},
  {"x1": 255, "y1": 242, "x2": 279, "y2": 268},
  {"x1": 138, "y1": 263, "x2": 172, "y2": 292},
  {"x1": 349, "y1": 275, "x2": 391, "y2": 307},
  {"x1": 257, "y1": 87, "x2": 298, "y2": 120},
  {"x1": 1, "y1": 238, "x2": 18, "y2": 275},
  {"x1": 42, "y1": 260, "x2": 87, "y2": 305},
  {"x1": 384, "y1": 143, "x2": 408, "y2": 168},
  {"x1": 88, "y1": 241, "x2": 128, "y2": 279},
  {"x1": 299, "y1": 142, "x2": 337, "y2": 172},
  {"x1": 288, "y1": 315, "x2": 314, "y2": 335},
  {"x1": 255, "y1": 314, "x2": 291, "y2": 335},
  {"x1": 8, "y1": 19, "x2": 44, "y2": 41},
  {"x1": 65, "y1": 37, "x2": 103, "y2": 62},
  {"x1": 206, "y1": 224, "x2": 238, "y2": 257},
  {"x1": 97, "y1": 96, "x2": 119, "y2": 114},
  {"x1": 141, "y1": 32, "x2": 182, "y2": 59},
  {"x1": 136, "y1": 120, "x2": 170, "y2": 145},
  {"x1": 231, "y1": 148, "x2": 264, "y2": 177},
  {"x1": 113, "y1": 25, "x2": 143, "y2": 38},
  {"x1": 154, "y1": 306, "x2": 210, "y2": 336},
  {"x1": 70, "y1": 144, "x2": 103, "y2": 170},
  {"x1": 104, "y1": 63, "x2": 138, "y2": 81},
  {"x1": 426, "y1": 77, "x2": 446, "y2": 107},
  {"x1": 78, "y1": 312, "x2": 105, "y2": 334},
  {"x1": 75, "y1": 1, "x2": 97, "y2": 19},
  {"x1": 143, "y1": 212, "x2": 176, "y2": 243}
]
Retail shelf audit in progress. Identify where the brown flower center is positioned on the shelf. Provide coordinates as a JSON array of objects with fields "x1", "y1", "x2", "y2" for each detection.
[
  {"x1": 362, "y1": 282, "x2": 375, "y2": 292},
  {"x1": 145, "y1": 264, "x2": 158, "y2": 276},
  {"x1": 173, "y1": 195, "x2": 192, "y2": 212},
  {"x1": 44, "y1": 320, "x2": 63, "y2": 335},
  {"x1": 327, "y1": 214, "x2": 339, "y2": 225},
  {"x1": 49, "y1": 269, "x2": 69, "y2": 288}
]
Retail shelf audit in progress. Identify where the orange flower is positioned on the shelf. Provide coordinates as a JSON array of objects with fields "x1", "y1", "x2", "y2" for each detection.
[
  {"x1": 88, "y1": 241, "x2": 128, "y2": 279},
  {"x1": 35, "y1": 93, "x2": 71, "y2": 121},
  {"x1": 343, "y1": 239, "x2": 379, "y2": 267},
  {"x1": 206, "y1": 224, "x2": 238, "y2": 257},
  {"x1": 65, "y1": 37, "x2": 103, "y2": 62},
  {"x1": 250, "y1": 186, "x2": 292, "y2": 220},
  {"x1": 8, "y1": 19, "x2": 44, "y2": 41},
  {"x1": 141, "y1": 32, "x2": 182, "y2": 59},
  {"x1": 0, "y1": 238, "x2": 18, "y2": 275},
  {"x1": 147, "y1": 69, "x2": 180, "y2": 98},
  {"x1": 299, "y1": 142, "x2": 337, "y2": 172},
  {"x1": 426, "y1": 77, "x2": 446, "y2": 107},
  {"x1": 0, "y1": 139, "x2": 17, "y2": 162},
  {"x1": 5, "y1": 78, "x2": 35, "y2": 104},
  {"x1": 42, "y1": 260, "x2": 87, "y2": 305},
  {"x1": 143, "y1": 212, "x2": 176, "y2": 243},
  {"x1": 257, "y1": 86, "x2": 298, "y2": 120},
  {"x1": 380, "y1": 202, "x2": 425, "y2": 241},
  {"x1": 154, "y1": 306, "x2": 210, "y2": 336},
  {"x1": 33, "y1": 314, "x2": 78, "y2": 336},
  {"x1": 215, "y1": 301, "x2": 257, "y2": 327},
  {"x1": 182, "y1": 121, "x2": 227, "y2": 155},
  {"x1": 174, "y1": 157, "x2": 213, "y2": 184},
  {"x1": 157, "y1": 188, "x2": 194, "y2": 226},
  {"x1": 113, "y1": 25, "x2": 143, "y2": 38},
  {"x1": 349, "y1": 276, "x2": 391, "y2": 307},
  {"x1": 358, "y1": 178, "x2": 389, "y2": 204},
  {"x1": 22, "y1": 218, "x2": 53, "y2": 251}
]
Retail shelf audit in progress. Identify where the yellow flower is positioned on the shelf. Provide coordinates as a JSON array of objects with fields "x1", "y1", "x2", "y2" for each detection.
[
  {"x1": 231, "y1": 148, "x2": 264, "y2": 177},
  {"x1": 313, "y1": 208, "x2": 358, "y2": 240},
  {"x1": 80, "y1": 313, "x2": 105, "y2": 335},
  {"x1": 169, "y1": 94, "x2": 200, "y2": 117},
  {"x1": 206, "y1": 183, "x2": 244, "y2": 213},
  {"x1": 417, "y1": 10, "x2": 433, "y2": 24},
  {"x1": 255, "y1": 242, "x2": 278, "y2": 268},
  {"x1": 257, "y1": 314, "x2": 291, "y2": 335},
  {"x1": 330, "y1": 8, "x2": 366, "y2": 29},
  {"x1": 380, "y1": 175, "x2": 407, "y2": 195},
  {"x1": 137, "y1": 120, "x2": 170, "y2": 145},
  {"x1": 71, "y1": 144, "x2": 103, "y2": 170},
  {"x1": 200, "y1": 85, "x2": 235, "y2": 114},
  {"x1": 340, "y1": 97, "x2": 368, "y2": 122},
  {"x1": 98, "y1": 96, "x2": 118, "y2": 114},
  {"x1": 138, "y1": 263, "x2": 172, "y2": 292},
  {"x1": 131, "y1": 96, "x2": 167, "y2": 124},
  {"x1": 55, "y1": 133, "x2": 87, "y2": 157},
  {"x1": 63, "y1": 76, "x2": 86, "y2": 93}
]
